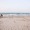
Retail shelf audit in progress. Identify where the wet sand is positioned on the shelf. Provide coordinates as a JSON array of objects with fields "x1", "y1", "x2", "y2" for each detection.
[{"x1": 0, "y1": 16, "x2": 30, "y2": 30}]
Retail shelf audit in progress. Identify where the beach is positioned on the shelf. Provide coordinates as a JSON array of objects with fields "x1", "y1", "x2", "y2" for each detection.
[{"x1": 0, "y1": 16, "x2": 30, "y2": 30}]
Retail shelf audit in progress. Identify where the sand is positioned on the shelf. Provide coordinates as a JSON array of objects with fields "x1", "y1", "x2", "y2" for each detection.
[{"x1": 0, "y1": 16, "x2": 30, "y2": 30}]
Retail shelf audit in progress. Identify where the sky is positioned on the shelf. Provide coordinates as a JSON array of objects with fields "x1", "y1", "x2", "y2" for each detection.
[{"x1": 0, "y1": 0, "x2": 30, "y2": 13}]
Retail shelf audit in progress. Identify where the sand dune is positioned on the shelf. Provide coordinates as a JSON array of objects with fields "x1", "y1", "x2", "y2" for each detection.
[{"x1": 0, "y1": 16, "x2": 30, "y2": 30}]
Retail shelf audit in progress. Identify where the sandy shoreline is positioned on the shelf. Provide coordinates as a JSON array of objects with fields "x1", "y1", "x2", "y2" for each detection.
[{"x1": 0, "y1": 16, "x2": 30, "y2": 30}]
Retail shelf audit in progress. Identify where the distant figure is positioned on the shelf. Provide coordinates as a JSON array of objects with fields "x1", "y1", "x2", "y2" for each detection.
[
  {"x1": 1, "y1": 14, "x2": 3, "y2": 16},
  {"x1": 0, "y1": 14, "x2": 3, "y2": 18}
]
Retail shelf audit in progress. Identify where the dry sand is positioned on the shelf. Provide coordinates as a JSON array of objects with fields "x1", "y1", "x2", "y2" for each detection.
[{"x1": 0, "y1": 16, "x2": 30, "y2": 30}]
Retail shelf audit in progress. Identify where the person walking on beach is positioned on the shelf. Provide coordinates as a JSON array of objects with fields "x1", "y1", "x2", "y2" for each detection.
[
  {"x1": 0, "y1": 14, "x2": 3, "y2": 18},
  {"x1": 1, "y1": 14, "x2": 3, "y2": 16}
]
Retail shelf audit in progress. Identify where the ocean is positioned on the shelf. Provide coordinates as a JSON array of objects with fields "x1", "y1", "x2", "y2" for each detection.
[{"x1": 0, "y1": 13, "x2": 30, "y2": 17}]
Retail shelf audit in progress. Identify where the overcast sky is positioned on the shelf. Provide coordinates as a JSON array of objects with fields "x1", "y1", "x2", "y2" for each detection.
[{"x1": 0, "y1": 0, "x2": 30, "y2": 13}]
